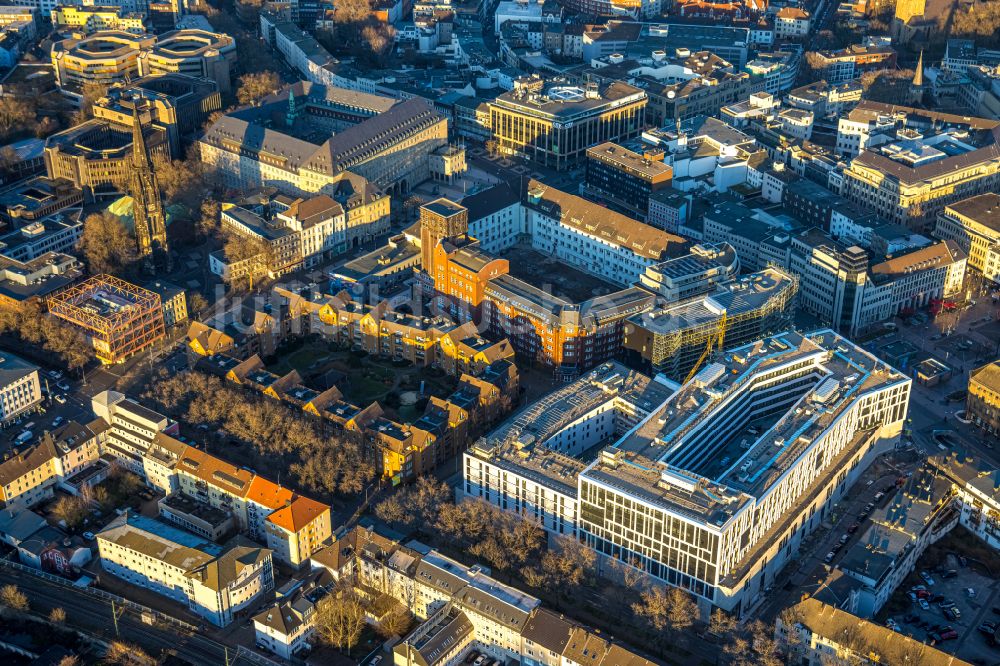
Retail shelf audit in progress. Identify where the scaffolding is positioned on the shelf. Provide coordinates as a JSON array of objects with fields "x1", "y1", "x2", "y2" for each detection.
[
  {"x1": 47, "y1": 274, "x2": 165, "y2": 365},
  {"x1": 644, "y1": 269, "x2": 799, "y2": 381}
]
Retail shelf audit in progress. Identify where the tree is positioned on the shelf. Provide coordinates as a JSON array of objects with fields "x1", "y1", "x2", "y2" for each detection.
[
  {"x1": 152, "y1": 153, "x2": 204, "y2": 208},
  {"x1": 333, "y1": 0, "x2": 371, "y2": 23},
  {"x1": 666, "y1": 586, "x2": 697, "y2": 634},
  {"x1": 49, "y1": 607, "x2": 67, "y2": 623},
  {"x1": 103, "y1": 641, "x2": 155, "y2": 666},
  {"x1": 0, "y1": 584, "x2": 28, "y2": 611},
  {"x1": 0, "y1": 96, "x2": 35, "y2": 142},
  {"x1": 709, "y1": 608, "x2": 737, "y2": 637},
  {"x1": 314, "y1": 586, "x2": 366, "y2": 652},
  {"x1": 223, "y1": 230, "x2": 274, "y2": 290},
  {"x1": 197, "y1": 200, "x2": 220, "y2": 240},
  {"x1": 189, "y1": 293, "x2": 209, "y2": 318},
  {"x1": 632, "y1": 586, "x2": 670, "y2": 631},
  {"x1": 376, "y1": 600, "x2": 412, "y2": 639},
  {"x1": 51, "y1": 495, "x2": 88, "y2": 530},
  {"x1": 859, "y1": 69, "x2": 916, "y2": 105},
  {"x1": 236, "y1": 71, "x2": 280, "y2": 106},
  {"x1": 57, "y1": 656, "x2": 80, "y2": 666},
  {"x1": 72, "y1": 81, "x2": 109, "y2": 125},
  {"x1": 540, "y1": 534, "x2": 594, "y2": 590},
  {"x1": 78, "y1": 212, "x2": 136, "y2": 275}
]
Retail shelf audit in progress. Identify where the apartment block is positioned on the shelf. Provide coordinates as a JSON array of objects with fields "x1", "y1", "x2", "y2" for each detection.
[
  {"x1": 0, "y1": 351, "x2": 42, "y2": 427},
  {"x1": 97, "y1": 513, "x2": 274, "y2": 626},
  {"x1": 91, "y1": 392, "x2": 333, "y2": 567},
  {"x1": 0, "y1": 421, "x2": 102, "y2": 509},
  {"x1": 51, "y1": 5, "x2": 147, "y2": 34},
  {"x1": 464, "y1": 331, "x2": 911, "y2": 616}
]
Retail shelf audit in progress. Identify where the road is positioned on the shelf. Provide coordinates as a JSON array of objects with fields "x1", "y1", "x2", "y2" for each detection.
[{"x1": 0, "y1": 568, "x2": 252, "y2": 665}]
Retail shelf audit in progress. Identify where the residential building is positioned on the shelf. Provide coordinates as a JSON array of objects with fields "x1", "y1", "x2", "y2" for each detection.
[
  {"x1": 252, "y1": 569, "x2": 332, "y2": 659},
  {"x1": 840, "y1": 103, "x2": 1000, "y2": 231},
  {"x1": 935, "y1": 193, "x2": 1000, "y2": 282},
  {"x1": 777, "y1": 598, "x2": 973, "y2": 665},
  {"x1": 0, "y1": 351, "x2": 42, "y2": 427},
  {"x1": 624, "y1": 268, "x2": 799, "y2": 379},
  {"x1": 582, "y1": 142, "x2": 673, "y2": 220},
  {"x1": 201, "y1": 85, "x2": 450, "y2": 195},
  {"x1": 487, "y1": 76, "x2": 647, "y2": 170},
  {"x1": 97, "y1": 514, "x2": 274, "y2": 627},
  {"x1": 786, "y1": 80, "x2": 863, "y2": 119},
  {"x1": 968, "y1": 361, "x2": 1000, "y2": 435},
  {"x1": 144, "y1": 280, "x2": 188, "y2": 328},
  {"x1": 92, "y1": 391, "x2": 334, "y2": 567},
  {"x1": 48, "y1": 275, "x2": 166, "y2": 365},
  {"x1": 774, "y1": 7, "x2": 810, "y2": 38},
  {"x1": 51, "y1": 5, "x2": 147, "y2": 34},
  {"x1": 0, "y1": 421, "x2": 103, "y2": 509},
  {"x1": 464, "y1": 330, "x2": 911, "y2": 616}
]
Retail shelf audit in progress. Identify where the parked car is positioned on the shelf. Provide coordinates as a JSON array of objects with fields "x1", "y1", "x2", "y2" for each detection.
[
  {"x1": 824, "y1": 552, "x2": 835, "y2": 564},
  {"x1": 53, "y1": 394, "x2": 67, "y2": 405},
  {"x1": 942, "y1": 569, "x2": 958, "y2": 579},
  {"x1": 52, "y1": 416, "x2": 64, "y2": 427},
  {"x1": 929, "y1": 594, "x2": 945, "y2": 603},
  {"x1": 839, "y1": 534, "x2": 850, "y2": 544},
  {"x1": 979, "y1": 622, "x2": 997, "y2": 636},
  {"x1": 968, "y1": 588, "x2": 977, "y2": 598},
  {"x1": 874, "y1": 492, "x2": 885, "y2": 501},
  {"x1": 944, "y1": 608, "x2": 961, "y2": 621},
  {"x1": 56, "y1": 381, "x2": 70, "y2": 391},
  {"x1": 848, "y1": 522, "x2": 860, "y2": 533},
  {"x1": 474, "y1": 657, "x2": 487, "y2": 666},
  {"x1": 940, "y1": 630, "x2": 959, "y2": 641},
  {"x1": 464, "y1": 652, "x2": 480, "y2": 665},
  {"x1": 919, "y1": 599, "x2": 930, "y2": 611},
  {"x1": 82, "y1": 531, "x2": 95, "y2": 540},
  {"x1": 920, "y1": 571, "x2": 935, "y2": 585}
]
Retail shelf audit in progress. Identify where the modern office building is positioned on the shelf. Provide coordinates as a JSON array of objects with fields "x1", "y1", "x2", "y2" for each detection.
[
  {"x1": 464, "y1": 330, "x2": 911, "y2": 616},
  {"x1": 51, "y1": 29, "x2": 234, "y2": 102},
  {"x1": 97, "y1": 514, "x2": 274, "y2": 627},
  {"x1": 623, "y1": 268, "x2": 799, "y2": 379},
  {"x1": 93, "y1": 74, "x2": 222, "y2": 161},
  {"x1": 43, "y1": 114, "x2": 171, "y2": 193},
  {"x1": 138, "y1": 29, "x2": 236, "y2": 95},
  {"x1": 934, "y1": 193, "x2": 1000, "y2": 283},
  {"x1": 51, "y1": 5, "x2": 147, "y2": 34},
  {"x1": 583, "y1": 142, "x2": 673, "y2": 220},
  {"x1": 47, "y1": 275, "x2": 166, "y2": 365},
  {"x1": 636, "y1": 242, "x2": 739, "y2": 301},
  {"x1": 0, "y1": 211, "x2": 82, "y2": 262},
  {"x1": 487, "y1": 77, "x2": 647, "y2": 170},
  {"x1": 201, "y1": 86, "x2": 449, "y2": 195},
  {"x1": 968, "y1": 361, "x2": 1000, "y2": 435},
  {"x1": 0, "y1": 351, "x2": 42, "y2": 427}
]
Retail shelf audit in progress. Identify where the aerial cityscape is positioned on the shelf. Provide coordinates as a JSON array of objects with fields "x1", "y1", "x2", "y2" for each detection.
[{"x1": 0, "y1": 0, "x2": 998, "y2": 662}]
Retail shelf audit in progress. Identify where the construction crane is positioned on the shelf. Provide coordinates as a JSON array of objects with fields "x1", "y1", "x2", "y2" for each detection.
[{"x1": 682, "y1": 311, "x2": 728, "y2": 385}]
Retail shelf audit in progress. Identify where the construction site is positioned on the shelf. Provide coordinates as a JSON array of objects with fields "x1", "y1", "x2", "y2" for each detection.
[
  {"x1": 47, "y1": 274, "x2": 165, "y2": 364},
  {"x1": 622, "y1": 268, "x2": 799, "y2": 381}
]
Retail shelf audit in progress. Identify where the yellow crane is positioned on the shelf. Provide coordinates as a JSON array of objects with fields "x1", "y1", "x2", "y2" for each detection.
[{"x1": 682, "y1": 311, "x2": 728, "y2": 385}]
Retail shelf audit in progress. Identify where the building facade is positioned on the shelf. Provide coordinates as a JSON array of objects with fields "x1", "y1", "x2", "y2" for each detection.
[{"x1": 934, "y1": 193, "x2": 1000, "y2": 283}]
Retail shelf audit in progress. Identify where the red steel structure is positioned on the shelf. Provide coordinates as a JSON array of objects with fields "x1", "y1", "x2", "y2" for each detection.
[{"x1": 47, "y1": 274, "x2": 165, "y2": 364}]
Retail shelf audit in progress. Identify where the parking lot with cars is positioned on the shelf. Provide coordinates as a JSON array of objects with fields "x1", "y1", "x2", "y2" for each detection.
[{"x1": 882, "y1": 534, "x2": 1000, "y2": 664}]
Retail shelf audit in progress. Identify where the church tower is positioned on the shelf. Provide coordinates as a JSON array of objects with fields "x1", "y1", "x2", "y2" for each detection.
[
  {"x1": 909, "y1": 50, "x2": 925, "y2": 106},
  {"x1": 128, "y1": 103, "x2": 170, "y2": 273}
]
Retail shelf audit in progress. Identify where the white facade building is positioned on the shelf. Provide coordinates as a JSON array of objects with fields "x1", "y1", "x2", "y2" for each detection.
[
  {"x1": 463, "y1": 331, "x2": 911, "y2": 616},
  {"x1": 0, "y1": 352, "x2": 42, "y2": 426},
  {"x1": 97, "y1": 514, "x2": 274, "y2": 627}
]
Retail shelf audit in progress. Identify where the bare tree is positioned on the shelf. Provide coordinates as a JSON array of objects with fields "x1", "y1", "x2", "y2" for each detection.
[
  {"x1": 104, "y1": 641, "x2": 155, "y2": 666},
  {"x1": 632, "y1": 586, "x2": 670, "y2": 631},
  {"x1": 72, "y1": 81, "x2": 109, "y2": 125},
  {"x1": 709, "y1": 608, "x2": 737, "y2": 637},
  {"x1": 0, "y1": 584, "x2": 28, "y2": 611},
  {"x1": 49, "y1": 607, "x2": 67, "y2": 623},
  {"x1": 236, "y1": 71, "x2": 280, "y2": 106},
  {"x1": 376, "y1": 600, "x2": 412, "y2": 639},
  {"x1": 0, "y1": 96, "x2": 36, "y2": 141},
  {"x1": 78, "y1": 212, "x2": 136, "y2": 275},
  {"x1": 223, "y1": 230, "x2": 274, "y2": 290},
  {"x1": 51, "y1": 495, "x2": 89, "y2": 530},
  {"x1": 314, "y1": 586, "x2": 367, "y2": 652},
  {"x1": 666, "y1": 587, "x2": 698, "y2": 634}
]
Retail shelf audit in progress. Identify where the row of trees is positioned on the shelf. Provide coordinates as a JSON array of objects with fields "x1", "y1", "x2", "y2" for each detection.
[
  {"x1": 0, "y1": 301, "x2": 89, "y2": 373},
  {"x1": 144, "y1": 369, "x2": 375, "y2": 496}
]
